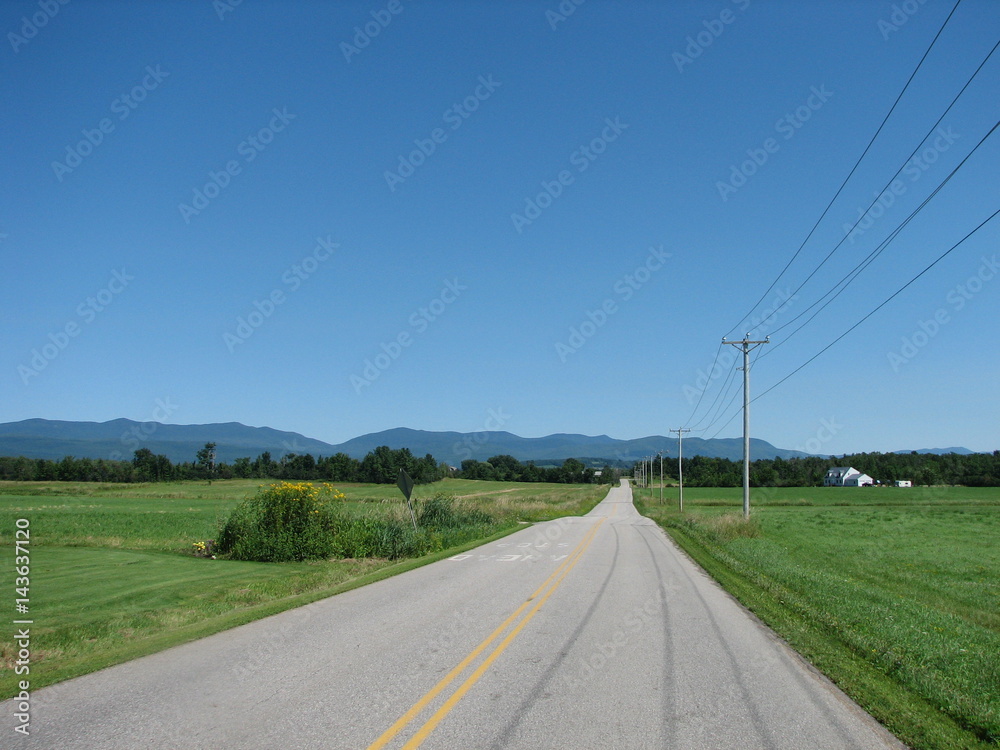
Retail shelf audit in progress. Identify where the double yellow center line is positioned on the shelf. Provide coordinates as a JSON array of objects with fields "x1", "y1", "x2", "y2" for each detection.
[{"x1": 366, "y1": 516, "x2": 607, "y2": 750}]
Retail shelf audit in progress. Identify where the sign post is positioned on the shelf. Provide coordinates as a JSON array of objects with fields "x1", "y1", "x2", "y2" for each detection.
[{"x1": 397, "y1": 469, "x2": 418, "y2": 530}]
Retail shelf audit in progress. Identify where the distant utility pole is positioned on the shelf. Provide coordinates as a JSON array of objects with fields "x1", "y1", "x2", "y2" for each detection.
[
  {"x1": 670, "y1": 428, "x2": 690, "y2": 512},
  {"x1": 658, "y1": 451, "x2": 664, "y2": 505},
  {"x1": 722, "y1": 336, "x2": 769, "y2": 519},
  {"x1": 649, "y1": 455, "x2": 654, "y2": 498}
]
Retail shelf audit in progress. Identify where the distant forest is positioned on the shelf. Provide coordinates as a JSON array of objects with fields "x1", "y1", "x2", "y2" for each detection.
[
  {"x1": 0, "y1": 444, "x2": 617, "y2": 485},
  {"x1": 0, "y1": 445, "x2": 996, "y2": 487},
  {"x1": 634, "y1": 451, "x2": 1000, "y2": 488}
]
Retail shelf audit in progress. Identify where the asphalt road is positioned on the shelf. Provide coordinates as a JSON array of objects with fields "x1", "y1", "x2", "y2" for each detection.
[{"x1": 5, "y1": 481, "x2": 904, "y2": 749}]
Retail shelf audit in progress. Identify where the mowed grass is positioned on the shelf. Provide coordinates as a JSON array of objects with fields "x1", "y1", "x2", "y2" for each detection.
[
  {"x1": 637, "y1": 485, "x2": 1000, "y2": 750},
  {"x1": 0, "y1": 478, "x2": 607, "y2": 698},
  {"x1": 0, "y1": 478, "x2": 603, "y2": 550}
]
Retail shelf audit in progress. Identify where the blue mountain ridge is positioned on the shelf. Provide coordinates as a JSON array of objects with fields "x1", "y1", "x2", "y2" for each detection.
[{"x1": 0, "y1": 419, "x2": 835, "y2": 466}]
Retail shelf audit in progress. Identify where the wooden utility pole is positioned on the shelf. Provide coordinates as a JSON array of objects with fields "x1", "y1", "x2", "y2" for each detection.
[
  {"x1": 722, "y1": 336, "x2": 769, "y2": 518},
  {"x1": 657, "y1": 451, "x2": 664, "y2": 505},
  {"x1": 670, "y1": 428, "x2": 690, "y2": 511}
]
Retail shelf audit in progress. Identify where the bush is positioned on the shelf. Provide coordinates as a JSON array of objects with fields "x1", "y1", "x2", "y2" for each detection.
[
  {"x1": 216, "y1": 482, "x2": 345, "y2": 562},
  {"x1": 215, "y1": 485, "x2": 508, "y2": 563},
  {"x1": 418, "y1": 493, "x2": 492, "y2": 529}
]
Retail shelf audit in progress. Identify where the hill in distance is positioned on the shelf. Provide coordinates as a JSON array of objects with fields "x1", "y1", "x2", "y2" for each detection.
[
  {"x1": 0, "y1": 419, "x2": 820, "y2": 466},
  {"x1": 893, "y1": 447, "x2": 975, "y2": 455}
]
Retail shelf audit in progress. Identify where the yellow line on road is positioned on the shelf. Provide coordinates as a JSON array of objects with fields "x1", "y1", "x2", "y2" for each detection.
[
  {"x1": 400, "y1": 517, "x2": 605, "y2": 748},
  {"x1": 366, "y1": 516, "x2": 606, "y2": 750}
]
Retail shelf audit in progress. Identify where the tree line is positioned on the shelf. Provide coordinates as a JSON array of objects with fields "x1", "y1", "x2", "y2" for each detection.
[
  {"x1": 1, "y1": 444, "x2": 993, "y2": 487},
  {"x1": 633, "y1": 450, "x2": 1000, "y2": 487},
  {"x1": 458, "y1": 456, "x2": 618, "y2": 484},
  {"x1": 0, "y1": 445, "x2": 620, "y2": 485}
]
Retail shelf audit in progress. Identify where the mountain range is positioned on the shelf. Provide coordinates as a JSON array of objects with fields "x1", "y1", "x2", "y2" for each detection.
[
  {"x1": 0, "y1": 419, "x2": 974, "y2": 467},
  {"x1": 0, "y1": 418, "x2": 812, "y2": 466}
]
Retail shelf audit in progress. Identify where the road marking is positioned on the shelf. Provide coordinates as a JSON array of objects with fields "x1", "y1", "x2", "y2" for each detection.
[
  {"x1": 400, "y1": 518, "x2": 605, "y2": 748},
  {"x1": 447, "y1": 552, "x2": 569, "y2": 563},
  {"x1": 366, "y1": 516, "x2": 606, "y2": 750}
]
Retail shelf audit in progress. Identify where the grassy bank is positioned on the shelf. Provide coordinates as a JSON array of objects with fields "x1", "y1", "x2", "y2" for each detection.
[
  {"x1": 0, "y1": 478, "x2": 607, "y2": 698},
  {"x1": 637, "y1": 486, "x2": 1000, "y2": 750}
]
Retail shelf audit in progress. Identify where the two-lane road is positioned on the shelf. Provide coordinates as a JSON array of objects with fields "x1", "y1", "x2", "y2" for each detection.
[{"x1": 5, "y1": 481, "x2": 903, "y2": 749}]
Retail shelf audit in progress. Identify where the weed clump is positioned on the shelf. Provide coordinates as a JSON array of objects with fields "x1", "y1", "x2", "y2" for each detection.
[
  {"x1": 215, "y1": 482, "x2": 345, "y2": 562},
  {"x1": 216, "y1": 485, "x2": 505, "y2": 563},
  {"x1": 671, "y1": 512, "x2": 762, "y2": 543}
]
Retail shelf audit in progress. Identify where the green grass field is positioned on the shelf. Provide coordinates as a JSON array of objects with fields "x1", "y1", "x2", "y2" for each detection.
[
  {"x1": 0, "y1": 478, "x2": 607, "y2": 699},
  {"x1": 637, "y1": 485, "x2": 1000, "y2": 750}
]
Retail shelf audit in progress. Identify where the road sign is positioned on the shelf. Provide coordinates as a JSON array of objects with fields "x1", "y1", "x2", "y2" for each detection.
[
  {"x1": 397, "y1": 469, "x2": 417, "y2": 530},
  {"x1": 397, "y1": 468, "x2": 414, "y2": 501}
]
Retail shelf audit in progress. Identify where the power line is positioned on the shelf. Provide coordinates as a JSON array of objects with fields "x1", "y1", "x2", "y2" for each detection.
[
  {"x1": 744, "y1": 36, "x2": 1000, "y2": 340},
  {"x1": 762, "y1": 116, "x2": 1000, "y2": 354},
  {"x1": 682, "y1": 341, "x2": 723, "y2": 427},
  {"x1": 708, "y1": 128, "x2": 998, "y2": 437},
  {"x1": 725, "y1": 0, "x2": 964, "y2": 338},
  {"x1": 690, "y1": 355, "x2": 741, "y2": 433},
  {"x1": 754, "y1": 205, "x2": 1000, "y2": 404},
  {"x1": 707, "y1": 343, "x2": 766, "y2": 439}
]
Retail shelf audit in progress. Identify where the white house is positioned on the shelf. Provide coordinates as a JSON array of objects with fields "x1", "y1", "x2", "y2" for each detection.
[{"x1": 824, "y1": 466, "x2": 874, "y2": 487}]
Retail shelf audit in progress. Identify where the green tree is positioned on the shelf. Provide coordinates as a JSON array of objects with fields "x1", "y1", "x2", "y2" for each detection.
[
  {"x1": 320, "y1": 452, "x2": 360, "y2": 482},
  {"x1": 233, "y1": 457, "x2": 253, "y2": 478},
  {"x1": 196, "y1": 442, "x2": 217, "y2": 479},
  {"x1": 486, "y1": 454, "x2": 521, "y2": 481},
  {"x1": 132, "y1": 448, "x2": 157, "y2": 481},
  {"x1": 561, "y1": 458, "x2": 585, "y2": 483}
]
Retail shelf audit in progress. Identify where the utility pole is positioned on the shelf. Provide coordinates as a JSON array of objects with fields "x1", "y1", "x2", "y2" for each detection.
[
  {"x1": 658, "y1": 451, "x2": 664, "y2": 505},
  {"x1": 722, "y1": 335, "x2": 769, "y2": 518},
  {"x1": 670, "y1": 428, "x2": 690, "y2": 512}
]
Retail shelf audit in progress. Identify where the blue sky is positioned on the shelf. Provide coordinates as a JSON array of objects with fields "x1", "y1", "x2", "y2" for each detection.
[{"x1": 3, "y1": 0, "x2": 998, "y2": 456}]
